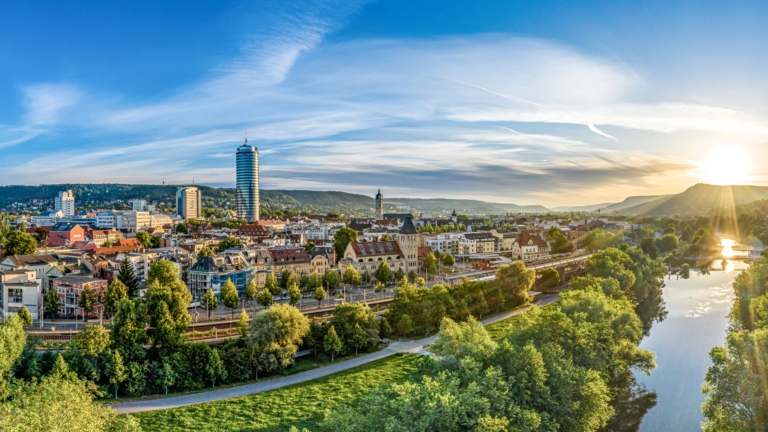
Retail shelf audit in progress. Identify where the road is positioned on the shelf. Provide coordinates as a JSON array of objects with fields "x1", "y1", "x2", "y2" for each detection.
[{"x1": 109, "y1": 294, "x2": 559, "y2": 414}]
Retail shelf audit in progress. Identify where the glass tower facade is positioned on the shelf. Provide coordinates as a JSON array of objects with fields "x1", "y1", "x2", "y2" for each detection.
[{"x1": 236, "y1": 140, "x2": 259, "y2": 221}]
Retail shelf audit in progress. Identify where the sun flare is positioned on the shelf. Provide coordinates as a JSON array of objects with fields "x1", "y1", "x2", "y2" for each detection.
[{"x1": 698, "y1": 148, "x2": 751, "y2": 186}]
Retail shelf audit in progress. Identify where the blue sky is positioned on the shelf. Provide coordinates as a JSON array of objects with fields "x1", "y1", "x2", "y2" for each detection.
[{"x1": 2, "y1": 0, "x2": 768, "y2": 206}]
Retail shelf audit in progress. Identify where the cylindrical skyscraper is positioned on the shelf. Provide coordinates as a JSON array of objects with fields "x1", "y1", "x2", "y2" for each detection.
[{"x1": 236, "y1": 139, "x2": 259, "y2": 222}]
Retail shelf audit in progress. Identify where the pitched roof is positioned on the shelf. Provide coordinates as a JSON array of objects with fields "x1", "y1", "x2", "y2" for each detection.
[
  {"x1": 50, "y1": 223, "x2": 82, "y2": 232},
  {"x1": 399, "y1": 216, "x2": 418, "y2": 235},
  {"x1": 417, "y1": 246, "x2": 433, "y2": 261},
  {"x1": 350, "y1": 241, "x2": 404, "y2": 258},
  {"x1": 269, "y1": 247, "x2": 310, "y2": 264},
  {"x1": 514, "y1": 230, "x2": 549, "y2": 247},
  {"x1": 4, "y1": 254, "x2": 59, "y2": 267}
]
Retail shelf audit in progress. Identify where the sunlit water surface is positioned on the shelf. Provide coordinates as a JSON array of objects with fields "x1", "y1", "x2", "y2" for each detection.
[{"x1": 637, "y1": 258, "x2": 747, "y2": 431}]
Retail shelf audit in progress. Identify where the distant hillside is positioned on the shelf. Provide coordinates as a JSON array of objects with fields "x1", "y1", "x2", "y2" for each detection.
[
  {"x1": 603, "y1": 195, "x2": 670, "y2": 213},
  {"x1": 386, "y1": 197, "x2": 549, "y2": 214},
  {"x1": 0, "y1": 184, "x2": 549, "y2": 216},
  {"x1": 551, "y1": 202, "x2": 613, "y2": 213},
  {"x1": 620, "y1": 184, "x2": 768, "y2": 216}
]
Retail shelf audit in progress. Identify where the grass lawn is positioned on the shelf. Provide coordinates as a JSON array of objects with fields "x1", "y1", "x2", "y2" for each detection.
[{"x1": 135, "y1": 354, "x2": 421, "y2": 432}]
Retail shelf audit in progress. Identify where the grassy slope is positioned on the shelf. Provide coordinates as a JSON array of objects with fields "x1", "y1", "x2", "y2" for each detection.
[
  {"x1": 135, "y1": 355, "x2": 420, "y2": 432},
  {"x1": 136, "y1": 307, "x2": 539, "y2": 431}
]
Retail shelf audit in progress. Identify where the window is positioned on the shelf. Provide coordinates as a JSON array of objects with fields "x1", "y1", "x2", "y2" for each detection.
[{"x1": 8, "y1": 288, "x2": 22, "y2": 303}]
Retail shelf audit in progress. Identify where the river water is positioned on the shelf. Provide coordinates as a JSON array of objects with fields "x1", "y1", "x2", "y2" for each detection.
[{"x1": 635, "y1": 256, "x2": 748, "y2": 431}]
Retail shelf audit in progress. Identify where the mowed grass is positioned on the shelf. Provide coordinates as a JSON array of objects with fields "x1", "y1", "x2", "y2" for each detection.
[
  {"x1": 485, "y1": 313, "x2": 525, "y2": 341},
  {"x1": 135, "y1": 354, "x2": 420, "y2": 432}
]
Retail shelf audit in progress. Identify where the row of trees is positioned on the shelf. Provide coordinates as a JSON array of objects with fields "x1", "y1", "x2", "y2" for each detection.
[
  {"x1": 701, "y1": 252, "x2": 768, "y2": 430},
  {"x1": 324, "y1": 249, "x2": 660, "y2": 431},
  {"x1": 385, "y1": 261, "x2": 535, "y2": 335}
]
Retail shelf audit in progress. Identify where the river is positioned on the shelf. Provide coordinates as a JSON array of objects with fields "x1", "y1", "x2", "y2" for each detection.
[{"x1": 634, "y1": 245, "x2": 748, "y2": 431}]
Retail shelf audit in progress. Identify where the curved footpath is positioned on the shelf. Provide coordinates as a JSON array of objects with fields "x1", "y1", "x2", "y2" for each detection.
[{"x1": 110, "y1": 294, "x2": 559, "y2": 415}]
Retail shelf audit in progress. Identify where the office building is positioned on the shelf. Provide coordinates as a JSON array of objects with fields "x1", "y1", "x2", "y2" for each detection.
[
  {"x1": 236, "y1": 140, "x2": 259, "y2": 222},
  {"x1": 55, "y1": 190, "x2": 75, "y2": 216},
  {"x1": 176, "y1": 186, "x2": 201, "y2": 220}
]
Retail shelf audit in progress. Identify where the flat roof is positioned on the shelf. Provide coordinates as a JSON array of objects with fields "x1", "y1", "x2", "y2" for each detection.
[{"x1": 54, "y1": 275, "x2": 106, "y2": 283}]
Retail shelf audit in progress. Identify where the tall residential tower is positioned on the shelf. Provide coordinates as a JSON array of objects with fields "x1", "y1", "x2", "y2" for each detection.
[
  {"x1": 236, "y1": 140, "x2": 259, "y2": 222},
  {"x1": 55, "y1": 190, "x2": 75, "y2": 216},
  {"x1": 176, "y1": 186, "x2": 201, "y2": 220}
]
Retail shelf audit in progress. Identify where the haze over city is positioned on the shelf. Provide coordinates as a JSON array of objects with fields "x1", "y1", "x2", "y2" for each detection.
[{"x1": 2, "y1": 1, "x2": 768, "y2": 206}]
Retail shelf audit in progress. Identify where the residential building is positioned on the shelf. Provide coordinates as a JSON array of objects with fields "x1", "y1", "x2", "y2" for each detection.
[
  {"x1": 0, "y1": 254, "x2": 60, "y2": 289},
  {"x1": 239, "y1": 223, "x2": 268, "y2": 237},
  {"x1": 176, "y1": 186, "x2": 201, "y2": 220},
  {"x1": 236, "y1": 140, "x2": 260, "y2": 222},
  {"x1": 460, "y1": 232, "x2": 497, "y2": 254},
  {"x1": 187, "y1": 250, "x2": 254, "y2": 300},
  {"x1": 55, "y1": 190, "x2": 75, "y2": 216},
  {"x1": 242, "y1": 247, "x2": 274, "y2": 288},
  {"x1": 0, "y1": 270, "x2": 42, "y2": 320},
  {"x1": 424, "y1": 233, "x2": 463, "y2": 255},
  {"x1": 150, "y1": 213, "x2": 174, "y2": 227},
  {"x1": 132, "y1": 199, "x2": 148, "y2": 211},
  {"x1": 88, "y1": 229, "x2": 123, "y2": 246},
  {"x1": 269, "y1": 246, "x2": 312, "y2": 280},
  {"x1": 513, "y1": 230, "x2": 551, "y2": 259},
  {"x1": 309, "y1": 244, "x2": 336, "y2": 266},
  {"x1": 52, "y1": 276, "x2": 108, "y2": 318}
]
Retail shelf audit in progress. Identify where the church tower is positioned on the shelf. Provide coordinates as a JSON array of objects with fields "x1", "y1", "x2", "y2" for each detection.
[{"x1": 375, "y1": 189, "x2": 384, "y2": 220}]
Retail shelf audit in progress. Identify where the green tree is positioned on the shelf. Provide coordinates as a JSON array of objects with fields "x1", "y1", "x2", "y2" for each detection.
[
  {"x1": 0, "y1": 374, "x2": 141, "y2": 432},
  {"x1": 333, "y1": 227, "x2": 358, "y2": 261},
  {"x1": 216, "y1": 237, "x2": 242, "y2": 253},
  {"x1": 406, "y1": 269, "x2": 416, "y2": 282},
  {"x1": 201, "y1": 288, "x2": 218, "y2": 319},
  {"x1": 314, "y1": 286, "x2": 326, "y2": 305},
  {"x1": 17, "y1": 306, "x2": 33, "y2": 327},
  {"x1": 175, "y1": 223, "x2": 189, "y2": 234},
  {"x1": 379, "y1": 316, "x2": 391, "y2": 339},
  {"x1": 323, "y1": 269, "x2": 340, "y2": 289},
  {"x1": 702, "y1": 329, "x2": 768, "y2": 431},
  {"x1": 582, "y1": 228, "x2": 615, "y2": 251},
  {"x1": 279, "y1": 270, "x2": 295, "y2": 290},
  {"x1": 44, "y1": 287, "x2": 61, "y2": 320},
  {"x1": 306, "y1": 271, "x2": 322, "y2": 292},
  {"x1": 422, "y1": 252, "x2": 439, "y2": 279},
  {"x1": 494, "y1": 262, "x2": 534, "y2": 308},
  {"x1": 659, "y1": 233, "x2": 679, "y2": 254},
  {"x1": 237, "y1": 309, "x2": 250, "y2": 337},
  {"x1": 4, "y1": 230, "x2": 38, "y2": 257},
  {"x1": 342, "y1": 266, "x2": 362, "y2": 286},
  {"x1": 110, "y1": 298, "x2": 149, "y2": 362},
  {"x1": 323, "y1": 325, "x2": 343, "y2": 361},
  {"x1": 197, "y1": 247, "x2": 214, "y2": 258},
  {"x1": 135, "y1": 231, "x2": 151, "y2": 248},
  {"x1": 330, "y1": 302, "x2": 379, "y2": 355},
  {"x1": 147, "y1": 259, "x2": 180, "y2": 287},
  {"x1": 104, "y1": 349, "x2": 127, "y2": 399},
  {"x1": 430, "y1": 317, "x2": 497, "y2": 363},
  {"x1": 265, "y1": 273, "x2": 281, "y2": 296},
  {"x1": 104, "y1": 279, "x2": 128, "y2": 317},
  {"x1": 256, "y1": 288, "x2": 274, "y2": 308},
  {"x1": 245, "y1": 280, "x2": 258, "y2": 308},
  {"x1": 117, "y1": 259, "x2": 139, "y2": 298},
  {"x1": 204, "y1": 349, "x2": 226, "y2": 387},
  {"x1": 250, "y1": 304, "x2": 310, "y2": 372},
  {"x1": 78, "y1": 286, "x2": 97, "y2": 321},
  {"x1": 288, "y1": 283, "x2": 301, "y2": 306},
  {"x1": 640, "y1": 238, "x2": 659, "y2": 259},
  {"x1": 538, "y1": 267, "x2": 561, "y2": 289},
  {"x1": 374, "y1": 261, "x2": 393, "y2": 284},
  {"x1": 441, "y1": 253, "x2": 455, "y2": 267},
  {"x1": 220, "y1": 279, "x2": 240, "y2": 317},
  {"x1": 374, "y1": 282, "x2": 386, "y2": 293},
  {"x1": 157, "y1": 358, "x2": 177, "y2": 395},
  {"x1": 0, "y1": 315, "x2": 26, "y2": 399},
  {"x1": 303, "y1": 241, "x2": 315, "y2": 252},
  {"x1": 547, "y1": 226, "x2": 571, "y2": 254}
]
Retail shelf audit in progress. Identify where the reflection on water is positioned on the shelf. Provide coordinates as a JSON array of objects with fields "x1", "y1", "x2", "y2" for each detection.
[{"x1": 633, "y1": 258, "x2": 748, "y2": 431}]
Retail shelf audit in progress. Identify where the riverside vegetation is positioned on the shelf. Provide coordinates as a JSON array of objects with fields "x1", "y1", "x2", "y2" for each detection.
[{"x1": 136, "y1": 244, "x2": 666, "y2": 431}]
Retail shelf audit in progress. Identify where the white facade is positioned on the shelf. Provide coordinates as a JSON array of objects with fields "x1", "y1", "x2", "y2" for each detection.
[
  {"x1": 30, "y1": 210, "x2": 64, "y2": 226},
  {"x1": 54, "y1": 190, "x2": 75, "y2": 216},
  {"x1": 424, "y1": 233, "x2": 463, "y2": 255},
  {"x1": 176, "y1": 186, "x2": 201, "y2": 220},
  {"x1": 0, "y1": 270, "x2": 42, "y2": 320},
  {"x1": 150, "y1": 213, "x2": 173, "y2": 227},
  {"x1": 132, "y1": 199, "x2": 148, "y2": 211},
  {"x1": 96, "y1": 211, "x2": 117, "y2": 229},
  {"x1": 121, "y1": 211, "x2": 151, "y2": 232}
]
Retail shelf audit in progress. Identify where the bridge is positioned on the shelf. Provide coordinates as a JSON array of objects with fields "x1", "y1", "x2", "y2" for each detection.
[{"x1": 444, "y1": 253, "x2": 592, "y2": 286}]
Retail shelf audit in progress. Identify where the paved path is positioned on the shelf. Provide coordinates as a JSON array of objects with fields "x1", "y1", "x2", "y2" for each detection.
[{"x1": 110, "y1": 294, "x2": 559, "y2": 414}]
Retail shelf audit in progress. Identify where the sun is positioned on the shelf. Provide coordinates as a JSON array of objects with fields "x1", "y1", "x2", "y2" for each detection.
[{"x1": 697, "y1": 148, "x2": 752, "y2": 186}]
